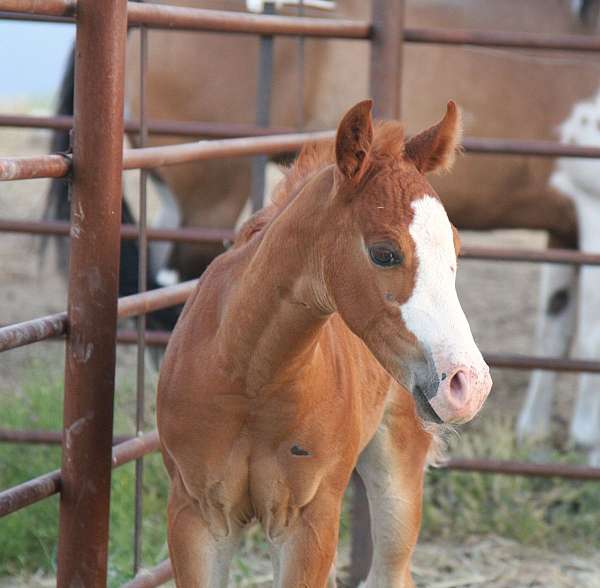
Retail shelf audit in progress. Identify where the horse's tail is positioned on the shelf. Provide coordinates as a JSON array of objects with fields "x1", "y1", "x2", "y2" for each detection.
[{"x1": 41, "y1": 45, "x2": 75, "y2": 272}]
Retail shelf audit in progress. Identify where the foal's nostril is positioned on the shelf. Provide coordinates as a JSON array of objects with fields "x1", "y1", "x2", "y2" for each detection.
[{"x1": 449, "y1": 369, "x2": 469, "y2": 405}]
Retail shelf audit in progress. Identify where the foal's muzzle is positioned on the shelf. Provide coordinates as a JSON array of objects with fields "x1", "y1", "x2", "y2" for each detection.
[{"x1": 411, "y1": 359, "x2": 492, "y2": 425}]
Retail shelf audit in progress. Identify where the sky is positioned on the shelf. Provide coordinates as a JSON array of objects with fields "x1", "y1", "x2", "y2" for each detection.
[{"x1": 0, "y1": 21, "x2": 74, "y2": 105}]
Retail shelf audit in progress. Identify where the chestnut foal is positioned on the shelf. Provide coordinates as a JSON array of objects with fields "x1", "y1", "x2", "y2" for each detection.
[{"x1": 157, "y1": 100, "x2": 492, "y2": 587}]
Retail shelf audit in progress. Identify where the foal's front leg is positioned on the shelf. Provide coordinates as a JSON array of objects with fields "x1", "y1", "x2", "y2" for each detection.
[
  {"x1": 356, "y1": 403, "x2": 431, "y2": 588},
  {"x1": 271, "y1": 482, "x2": 345, "y2": 588},
  {"x1": 167, "y1": 473, "x2": 242, "y2": 587}
]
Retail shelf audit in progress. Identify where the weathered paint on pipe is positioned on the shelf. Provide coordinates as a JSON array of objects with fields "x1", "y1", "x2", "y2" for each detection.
[
  {"x1": 0, "y1": 154, "x2": 70, "y2": 180},
  {"x1": 0, "y1": 312, "x2": 67, "y2": 352},
  {"x1": 0, "y1": 470, "x2": 61, "y2": 517},
  {"x1": 56, "y1": 0, "x2": 128, "y2": 584}
]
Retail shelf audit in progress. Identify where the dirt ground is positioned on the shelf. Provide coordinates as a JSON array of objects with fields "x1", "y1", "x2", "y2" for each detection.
[{"x1": 1, "y1": 111, "x2": 599, "y2": 586}]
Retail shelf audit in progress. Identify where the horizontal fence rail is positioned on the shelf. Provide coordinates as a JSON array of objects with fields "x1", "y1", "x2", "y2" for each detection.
[
  {"x1": 0, "y1": 218, "x2": 235, "y2": 244},
  {"x1": 0, "y1": 2, "x2": 371, "y2": 37},
  {"x1": 4, "y1": 133, "x2": 600, "y2": 182},
  {"x1": 6, "y1": 114, "x2": 600, "y2": 163},
  {"x1": 126, "y1": 4, "x2": 371, "y2": 37},
  {"x1": 4, "y1": 218, "x2": 600, "y2": 267},
  {"x1": 0, "y1": 113, "x2": 292, "y2": 138},
  {"x1": 444, "y1": 458, "x2": 600, "y2": 480},
  {"x1": 0, "y1": 280, "x2": 197, "y2": 352},
  {"x1": 6, "y1": 3, "x2": 600, "y2": 54},
  {"x1": 0, "y1": 429, "x2": 132, "y2": 445},
  {"x1": 403, "y1": 26, "x2": 600, "y2": 52},
  {"x1": 0, "y1": 431, "x2": 160, "y2": 518}
]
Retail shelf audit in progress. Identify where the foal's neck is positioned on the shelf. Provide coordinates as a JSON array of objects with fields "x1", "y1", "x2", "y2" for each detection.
[{"x1": 220, "y1": 171, "x2": 334, "y2": 392}]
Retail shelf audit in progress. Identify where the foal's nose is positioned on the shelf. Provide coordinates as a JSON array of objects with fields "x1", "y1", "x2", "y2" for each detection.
[{"x1": 430, "y1": 365, "x2": 492, "y2": 424}]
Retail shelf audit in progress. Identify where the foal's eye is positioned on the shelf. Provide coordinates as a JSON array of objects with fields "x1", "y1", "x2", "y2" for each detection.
[{"x1": 368, "y1": 244, "x2": 404, "y2": 268}]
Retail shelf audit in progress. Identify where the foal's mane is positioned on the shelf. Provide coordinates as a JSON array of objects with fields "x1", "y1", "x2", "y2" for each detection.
[{"x1": 234, "y1": 121, "x2": 406, "y2": 247}]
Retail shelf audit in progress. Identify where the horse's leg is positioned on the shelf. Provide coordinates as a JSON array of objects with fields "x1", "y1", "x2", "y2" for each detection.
[
  {"x1": 167, "y1": 473, "x2": 242, "y2": 587},
  {"x1": 271, "y1": 485, "x2": 343, "y2": 588},
  {"x1": 355, "y1": 406, "x2": 430, "y2": 588},
  {"x1": 517, "y1": 252, "x2": 577, "y2": 444},
  {"x1": 149, "y1": 174, "x2": 182, "y2": 286},
  {"x1": 569, "y1": 195, "x2": 600, "y2": 465}
]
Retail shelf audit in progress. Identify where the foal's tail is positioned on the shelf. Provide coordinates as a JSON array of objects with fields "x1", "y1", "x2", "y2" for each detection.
[{"x1": 42, "y1": 44, "x2": 181, "y2": 335}]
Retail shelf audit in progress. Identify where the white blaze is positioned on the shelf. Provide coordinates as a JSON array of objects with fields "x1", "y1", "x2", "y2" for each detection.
[{"x1": 399, "y1": 196, "x2": 485, "y2": 379}]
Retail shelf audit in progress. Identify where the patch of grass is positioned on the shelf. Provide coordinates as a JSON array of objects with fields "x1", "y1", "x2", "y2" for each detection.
[
  {"x1": 422, "y1": 416, "x2": 600, "y2": 553},
  {"x1": 3, "y1": 365, "x2": 600, "y2": 585},
  {"x1": 0, "y1": 361, "x2": 170, "y2": 587}
]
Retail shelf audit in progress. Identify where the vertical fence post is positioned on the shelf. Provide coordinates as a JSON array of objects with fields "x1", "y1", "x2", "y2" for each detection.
[
  {"x1": 348, "y1": 1, "x2": 406, "y2": 585},
  {"x1": 370, "y1": 0, "x2": 404, "y2": 120},
  {"x1": 56, "y1": 1, "x2": 128, "y2": 586},
  {"x1": 250, "y1": 1, "x2": 276, "y2": 212}
]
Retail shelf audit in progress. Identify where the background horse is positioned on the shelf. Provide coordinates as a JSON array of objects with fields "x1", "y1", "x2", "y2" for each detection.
[
  {"x1": 158, "y1": 99, "x2": 491, "y2": 587},
  {"x1": 46, "y1": 1, "x2": 600, "y2": 463}
]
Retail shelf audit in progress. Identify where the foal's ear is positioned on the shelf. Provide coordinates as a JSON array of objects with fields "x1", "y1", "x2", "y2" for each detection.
[
  {"x1": 405, "y1": 101, "x2": 462, "y2": 174},
  {"x1": 335, "y1": 100, "x2": 374, "y2": 185}
]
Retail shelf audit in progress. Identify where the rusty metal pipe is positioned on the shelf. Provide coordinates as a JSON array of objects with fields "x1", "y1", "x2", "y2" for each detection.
[
  {"x1": 0, "y1": 312, "x2": 67, "y2": 352},
  {"x1": 112, "y1": 431, "x2": 160, "y2": 468},
  {"x1": 7, "y1": 134, "x2": 600, "y2": 182},
  {"x1": 0, "y1": 154, "x2": 70, "y2": 181},
  {"x1": 122, "y1": 131, "x2": 334, "y2": 170},
  {"x1": 0, "y1": 218, "x2": 235, "y2": 244},
  {"x1": 0, "y1": 10, "x2": 71, "y2": 22},
  {"x1": 369, "y1": 0, "x2": 404, "y2": 119},
  {"x1": 0, "y1": 282, "x2": 196, "y2": 353},
  {"x1": 443, "y1": 458, "x2": 600, "y2": 480},
  {"x1": 117, "y1": 330, "x2": 171, "y2": 346},
  {"x1": 0, "y1": 429, "x2": 132, "y2": 445},
  {"x1": 0, "y1": 1, "x2": 370, "y2": 37},
  {"x1": 404, "y1": 26, "x2": 600, "y2": 53},
  {"x1": 0, "y1": 113, "x2": 294, "y2": 138},
  {"x1": 7, "y1": 218, "x2": 600, "y2": 267},
  {"x1": 0, "y1": 432, "x2": 160, "y2": 518},
  {"x1": 126, "y1": 3, "x2": 370, "y2": 37},
  {"x1": 0, "y1": 470, "x2": 61, "y2": 518},
  {"x1": 117, "y1": 280, "x2": 197, "y2": 319},
  {"x1": 462, "y1": 137, "x2": 600, "y2": 158},
  {"x1": 460, "y1": 245, "x2": 600, "y2": 266},
  {"x1": 56, "y1": 0, "x2": 128, "y2": 584},
  {"x1": 0, "y1": 0, "x2": 75, "y2": 17},
  {"x1": 484, "y1": 353, "x2": 600, "y2": 374},
  {"x1": 121, "y1": 560, "x2": 173, "y2": 588}
]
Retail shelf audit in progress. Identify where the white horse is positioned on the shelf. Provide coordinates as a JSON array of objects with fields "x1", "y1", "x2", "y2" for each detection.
[{"x1": 517, "y1": 89, "x2": 600, "y2": 466}]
